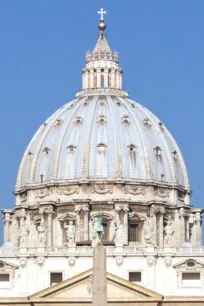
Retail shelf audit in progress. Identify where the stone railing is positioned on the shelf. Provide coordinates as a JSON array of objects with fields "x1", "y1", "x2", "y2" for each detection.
[
  {"x1": 1, "y1": 246, "x2": 204, "y2": 256},
  {"x1": 76, "y1": 88, "x2": 129, "y2": 98}
]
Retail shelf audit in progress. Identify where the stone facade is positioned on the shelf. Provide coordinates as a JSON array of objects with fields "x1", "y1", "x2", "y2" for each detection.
[{"x1": 0, "y1": 12, "x2": 203, "y2": 304}]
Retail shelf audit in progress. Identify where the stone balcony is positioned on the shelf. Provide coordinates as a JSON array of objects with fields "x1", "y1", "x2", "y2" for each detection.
[{"x1": 1, "y1": 246, "x2": 204, "y2": 257}]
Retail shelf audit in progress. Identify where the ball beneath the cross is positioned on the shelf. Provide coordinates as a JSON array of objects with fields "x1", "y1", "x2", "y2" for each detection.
[{"x1": 98, "y1": 20, "x2": 106, "y2": 31}]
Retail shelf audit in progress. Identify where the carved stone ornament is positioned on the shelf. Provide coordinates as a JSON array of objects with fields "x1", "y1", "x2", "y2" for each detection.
[
  {"x1": 173, "y1": 259, "x2": 204, "y2": 272},
  {"x1": 20, "y1": 258, "x2": 27, "y2": 268},
  {"x1": 124, "y1": 186, "x2": 145, "y2": 195},
  {"x1": 116, "y1": 256, "x2": 123, "y2": 265},
  {"x1": 20, "y1": 192, "x2": 27, "y2": 203},
  {"x1": 146, "y1": 256, "x2": 157, "y2": 267},
  {"x1": 36, "y1": 188, "x2": 49, "y2": 199},
  {"x1": 68, "y1": 257, "x2": 76, "y2": 266},
  {"x1": 35, "y1": 256, "x2": 45, "y2": 266},
  {"x1": 58, "y1": 186, "x2": 80, "y2": 195},
  {"x1": 155, "y1": 188, "x2": 170, "y2": 198},
  {"x1": 92, "y1": 184, "x2": 113, "y2": 194},
  {"x1": 164, "y1": 256, "x2": 173, "y2": 267}
]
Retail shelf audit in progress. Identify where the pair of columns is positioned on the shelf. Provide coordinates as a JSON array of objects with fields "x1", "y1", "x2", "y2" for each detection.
[
  {"x1": 115, "y1": 204, "x2": 129, "y2": 245},
  {"x1": 74, "y1": 204, "x2": 89, "y2": 242},
  {"x1": 82, "y1": 68, "x2": 122, "y2": 90}
]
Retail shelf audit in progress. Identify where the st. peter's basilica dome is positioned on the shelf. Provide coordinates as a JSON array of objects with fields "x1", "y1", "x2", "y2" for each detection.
[{"x1": 15, "y1": 19, "x2": 190, "y2": 206}]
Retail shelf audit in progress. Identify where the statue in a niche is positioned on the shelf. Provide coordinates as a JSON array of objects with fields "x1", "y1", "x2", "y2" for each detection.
[
  {"x1": 64, "y1": 221, "x2": 76, "y2": 246},
  {"x1": 91, "y1": 217, "x2": 100, "y2": 248},
  {"x1": 143, "y1": 220, "x2": 154, "y2": 245},
  {"x1": 114, "y1": 220, "x2": 124, "y2": 247},
  {"x1": 164, "y1": 220, "x2": 174, "y2": 247},
  {"x1": 19, "y1": 223, "x2": 29, "y2": 247},
  {"x1": 37, "y1": 218, "x2": 45, "y2": 247}
]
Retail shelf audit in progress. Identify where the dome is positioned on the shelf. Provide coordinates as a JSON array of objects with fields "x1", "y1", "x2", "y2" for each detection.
[
  {"x1": 15, "y1": 20, "x2": 190, "y2": 206},
  {"x1": 16, "y1": 93, "x2": 189, "y2": 191},
  {"x1": 1, "y1": 242, "x2": 17, "y2": 248}
]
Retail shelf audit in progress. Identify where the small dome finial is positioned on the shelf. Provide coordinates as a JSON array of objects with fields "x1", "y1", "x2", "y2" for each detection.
[{"x1": 97, "y1": 8, "x2": 107, "y2": 31}]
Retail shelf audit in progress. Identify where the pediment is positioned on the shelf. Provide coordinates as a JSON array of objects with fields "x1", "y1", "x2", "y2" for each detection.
[
  {"x1": 0, "y1": 260, "x2": 18, "y2": 270},
  {"x1": 173, "y1": 259, "x2": 204, "y2": 271},
  {"x1": 30, "y1": 269, "x2": 162, "y2": 302}
]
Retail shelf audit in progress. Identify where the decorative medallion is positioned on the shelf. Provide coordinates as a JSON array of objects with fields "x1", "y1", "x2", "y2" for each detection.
[
  {"x1": 146, "y1": 255, "x2": 157, "y2": 267},
  {"x1": 20, "y1": 258, "x2": 27, "y2": 268},
  {"x1": 92, "y1": 184, "x2": 113, "y2": 194},
  {"x1": 124, "y1": 186, "x2": 145, "y2": 195},
  {"x1": 58, "y1": 186, "x2": 80, "y2": 196},
  {"x1": 116, "y1": 256, "x2": 123, "y2": 265},
  {"x1": 35, "y1": 256, "x2": 45, "y2": 266},
  {"x1": 164, "y1": 256, "x2": 173, "y2": 267},
  {"x1": 68, "y1": 257, "x2": 76, "y2": 266},
  {"x1": 20, "y1": 192, "x2": 27, "y2": 203},
  {"x1": 155, "y1": 188, "x2": 170, "y2": 198},
  {"x1": 36, "y1": 188, "x2": 49, "y2": 199}
]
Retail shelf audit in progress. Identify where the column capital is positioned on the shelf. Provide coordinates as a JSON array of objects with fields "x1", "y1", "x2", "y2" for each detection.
[
  {"x1": 45, "y1": 205, "x2": 54, "y2": 215},
  {"x1": 15, "y1": 208, "x2": 26, "y2": 218}
]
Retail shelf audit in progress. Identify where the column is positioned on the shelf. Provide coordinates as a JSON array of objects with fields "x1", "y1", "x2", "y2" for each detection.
[
  {"x1": 179, "y1": 208, "x2": 185, "y2": 244},
  {"x1": 123, "y1": 206, "x2": 129, "y2": 246},
  {"x1": 46, "y1": 207, "x2": 54, "y2": 249},
  {"x1": 174, "y1": 209, "x2": 181, "y2": 247},
  {"x1": 111, "y1": 69, "x2": 115, "y2": 88},
  {"x1": 84, "y1": 70, "x2": 89, "y2": 89},
  {"x1": 116, "y1": 70, "x2": 120, "y2": 89},
  {"x1": 159, "y1": 209, "x2": 164, "y2": 247},
  {"x1": 3, "y1": 212, "x2": 11, "y2": 243},
  {"x1": 104, "y1": 68, "x2": 109, "y2": 88},
  {"x1": 90, "y1": 69, "x2": 94, "y2": 88},
  {"x1": 195, "y1": 212, "x2": 202, "y2": 247},
  {"x1": 75, "y1": 207, "x2": 81, "y2": 242},
  {"x1": 115, "y1": 205, "x2": 121, "y2": 225},
  {"x1": 119, "y1": 70, "x2": 122, "y2": 89},
  {"x1": 150, "y1": 205, "x2": 157, "y2": 246},
  {"x1": 97, "y1": 68, "x2": 101, "y2": 88},
  {"x1": 82, "y1": 71, "x2": 85, "y2": 89},
  {"x1": 83, "y1": 206, "x2": 89, "y2": 241}
]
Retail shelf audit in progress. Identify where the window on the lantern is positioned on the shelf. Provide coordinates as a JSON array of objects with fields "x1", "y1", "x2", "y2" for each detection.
[{"x1": 101, "y1": 75, "x2": 104, "y2": 88}]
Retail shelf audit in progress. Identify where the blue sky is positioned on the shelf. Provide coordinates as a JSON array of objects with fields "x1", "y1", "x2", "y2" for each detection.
[{"x1": 0, "y1": 1, "x2": 203, "y2": 244}]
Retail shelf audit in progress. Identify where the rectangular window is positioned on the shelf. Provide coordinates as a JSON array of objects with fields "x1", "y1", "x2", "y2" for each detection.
[
  {"x1": 0, "y1": 274, "x2": 9, "y2": 282},
  {"x1": 50, "y1": 272, "x2": 62, "y2": 286},
  {"x1": 0, "y1": 273, "x2": 10, "y2": 289},
  {"x1": 129, "y1": 272, "x2": 141, "y2": 283},
  {"x1": 128, "y1": 224, "x2": 138, "y2": 242},
  {"x1": 103, "y1": 223, "x2": 109, "y2": 240},
  {"x1": 182, "y1": 272, "x2": 201, "y2": 287}
]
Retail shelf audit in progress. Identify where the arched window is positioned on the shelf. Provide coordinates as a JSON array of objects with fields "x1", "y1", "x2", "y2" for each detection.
[
  {"x1": 94, "y1": 69, "x2": 97, "y2": 88},
  {"x1": 101, "y1": 69, "x2": 104, "y2": 88},
  {"x1": 108, "y1": 69, "x2": 111, "y2": 87}
]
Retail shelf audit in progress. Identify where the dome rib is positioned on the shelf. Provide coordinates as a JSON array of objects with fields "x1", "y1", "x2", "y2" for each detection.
[
  {"x1": 121, "y1": 97, "x2": 152, "y2": 180},
  {"x1": 107, "y1": 96, "x2": 123, "y2": 178},
  {"x1": 137, "y1": 104, "x2": 177, "y2": 184},
  {"x1": 15, "y1": 94, "x2": 190, "y2": 193},
  {"x1": 50, "y1": 97, "x2": 87, "y2": 180}
]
